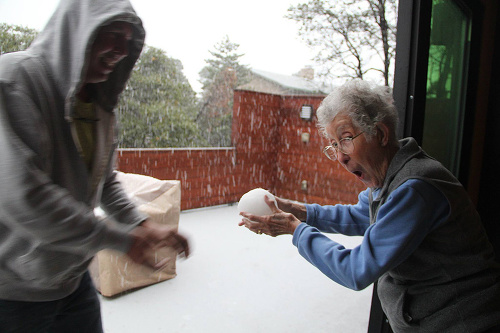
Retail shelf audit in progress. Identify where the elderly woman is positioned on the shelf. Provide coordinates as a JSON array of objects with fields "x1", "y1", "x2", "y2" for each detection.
[{"x1": 239, "y1": 80, "x2": 500, "y2": 332}]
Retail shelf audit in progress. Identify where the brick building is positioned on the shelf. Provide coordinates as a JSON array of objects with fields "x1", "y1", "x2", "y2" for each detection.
[{"x1": 116, "y1": 69, "x2": 365, "y2": 210}]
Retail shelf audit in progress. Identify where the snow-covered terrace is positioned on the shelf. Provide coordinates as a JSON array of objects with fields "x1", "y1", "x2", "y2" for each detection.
[
  {"x1": 99, "y1": 204, "x2": 373, "y2": 333},
  {"x1": 106, "y1": 76, "x2": 371, "y2": 332}
]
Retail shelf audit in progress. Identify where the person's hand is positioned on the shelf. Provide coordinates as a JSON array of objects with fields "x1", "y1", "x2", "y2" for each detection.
[
  {"x1": 140, "y1": 220, "x2": 190, "y2": 258},
  {"x1": 127, "y1": 224, "x2": 155, "y2": 266},
  {"x1": 127, "y1": 220, "x2": 190, "y2": 269},
  {"x1": 238, "y1": 195, "x2": 301, "y2": 237},
  {"x1": 274, "y1": 196, "x2": 308, "y2": 221}
]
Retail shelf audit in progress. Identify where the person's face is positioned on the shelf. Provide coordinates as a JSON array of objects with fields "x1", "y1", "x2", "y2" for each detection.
[
  {"x1": 84, "y1": 21, "x2": 133, "y2": 84},
  {"x1": 325, "y1": 113, "x2": 388, "y2": 188}
]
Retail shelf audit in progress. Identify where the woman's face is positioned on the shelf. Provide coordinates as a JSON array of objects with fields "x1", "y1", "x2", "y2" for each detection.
[{"x1": 325, "y1": 113, "x2": 390, "y2": 188}]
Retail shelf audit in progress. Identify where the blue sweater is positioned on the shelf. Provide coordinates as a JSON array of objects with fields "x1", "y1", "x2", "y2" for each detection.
[{"x1": 292, "y1": 179, "x2": 449, "y2": 290}]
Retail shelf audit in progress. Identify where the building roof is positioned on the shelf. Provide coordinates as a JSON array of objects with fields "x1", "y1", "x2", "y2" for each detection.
[{"x1": 237, "y1": 68, "x2": 327, "y2": 96}]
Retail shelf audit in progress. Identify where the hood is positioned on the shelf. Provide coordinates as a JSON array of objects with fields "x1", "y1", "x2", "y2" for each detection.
[{"x1": 27, "y1": 0, "x2": 145, "y2": 116}]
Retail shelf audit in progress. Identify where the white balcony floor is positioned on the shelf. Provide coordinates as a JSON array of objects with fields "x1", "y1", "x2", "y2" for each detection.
[{"x1": 99, "y1": 204, "x2": 372, "y2": 333}]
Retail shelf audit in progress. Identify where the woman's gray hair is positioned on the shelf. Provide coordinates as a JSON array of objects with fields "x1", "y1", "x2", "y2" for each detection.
[{"x1": 316, "y1": 80, "x2": 399, "y2": 143}]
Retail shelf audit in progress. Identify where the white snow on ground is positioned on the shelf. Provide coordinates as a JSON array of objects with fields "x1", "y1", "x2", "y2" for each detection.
[{"x1": 99, "y1": 204, "x2": 373, "y2": 333}]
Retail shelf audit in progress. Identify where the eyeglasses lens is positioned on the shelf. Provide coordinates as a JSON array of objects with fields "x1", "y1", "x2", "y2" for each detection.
[
  {"x1": 341, "y1": 139, "x2": 354, "y2": 155},
  {"x1": 324, "y1": 146, "x2": 337, "y2": 161}
]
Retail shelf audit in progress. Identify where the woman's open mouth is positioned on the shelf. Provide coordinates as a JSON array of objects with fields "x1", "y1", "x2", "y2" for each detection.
[{"x1": 353, "y1": 170, "x2": 363, "y2": 179}]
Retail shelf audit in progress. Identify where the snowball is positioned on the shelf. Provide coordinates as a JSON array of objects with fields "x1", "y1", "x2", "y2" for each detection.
[{"x1": 238, "y1": 188, "x2": 277, "y2": 216}]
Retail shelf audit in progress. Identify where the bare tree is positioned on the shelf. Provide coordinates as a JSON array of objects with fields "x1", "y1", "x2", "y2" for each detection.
[{"x1": 286, "y1": 0, "x2": 398, "y2": 86}]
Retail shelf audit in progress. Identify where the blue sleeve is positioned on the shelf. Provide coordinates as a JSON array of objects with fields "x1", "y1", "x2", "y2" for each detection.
[
  {"x1": 292, "y1": 179, "x2": 450, "y2": 290},
  {"x1": 305, "y1": 188, "x2": 371, "y2": 236}
]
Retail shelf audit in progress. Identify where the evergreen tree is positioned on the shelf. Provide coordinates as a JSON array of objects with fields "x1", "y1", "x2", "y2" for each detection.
[
  {"x1": 0, "y1": 23, "x2": 38, "y2": 54},
  {"x1": 198, "y1": 36, "x2": 250, "y2": 147},
  {"x1": 117, "y1": 46, "x2": 203, "y2": 148},
  {"x1": 0, "y1": 24, "x2": 201, "y2": 148}
]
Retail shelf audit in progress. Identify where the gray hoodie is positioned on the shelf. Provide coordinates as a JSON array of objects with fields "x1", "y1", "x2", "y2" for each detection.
[{"x1": 0, "y1": 0, "x2": 146, "y2": 301}]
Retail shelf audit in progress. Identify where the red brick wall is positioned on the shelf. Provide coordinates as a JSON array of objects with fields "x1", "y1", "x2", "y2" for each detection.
[
  {"x1": 117, "y1": 148, "x2": 240, "y2": 210},
  {"x1": 231, "y1": 90, "x2": 281, "y2": 196},
  {"x1": 271, "y1": 94, "x2": 365, "y2": 205},
  {"x1": 116, "y1": 90, "x2": 365, "y2": 210}
]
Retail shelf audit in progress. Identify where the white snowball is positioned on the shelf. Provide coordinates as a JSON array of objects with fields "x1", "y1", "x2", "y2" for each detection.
[{"x1": 238, "y1": 188, "x2": 277, "y2": 216}]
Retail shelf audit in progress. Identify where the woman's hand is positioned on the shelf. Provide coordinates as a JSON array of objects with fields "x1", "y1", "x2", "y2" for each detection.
[
  {"x1": 274, "y1": 196, "x2": 308, "y2": 221},
  {"x1": 238, "y1": 195, "x2": 301, "y2": 237}
]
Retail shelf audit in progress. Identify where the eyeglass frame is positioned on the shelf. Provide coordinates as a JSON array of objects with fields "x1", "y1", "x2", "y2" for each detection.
[{"x1": 322, "y1": 132, "x2": 364, "y2": 161}]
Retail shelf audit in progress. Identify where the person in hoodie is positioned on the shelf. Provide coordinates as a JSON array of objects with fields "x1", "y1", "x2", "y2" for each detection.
[
  {"x1": 0, "y1": 0, "x2": 189, "y2": 332},
  {"x1": 239, "y1": 80, "x2": 500, "y2": 332}
]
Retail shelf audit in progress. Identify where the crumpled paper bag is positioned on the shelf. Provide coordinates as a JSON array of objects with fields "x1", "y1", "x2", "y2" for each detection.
[{"x1": 89, "y1": 172, "x2": 181, "y2": 297}]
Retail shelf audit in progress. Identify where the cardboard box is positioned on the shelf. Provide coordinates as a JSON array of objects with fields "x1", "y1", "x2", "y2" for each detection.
[{"x1": 89, "y1": 172, "x2": 180, "y2": 297}]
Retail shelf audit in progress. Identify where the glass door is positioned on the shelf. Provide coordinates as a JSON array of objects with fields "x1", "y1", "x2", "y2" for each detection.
[{"x1": 421, "y1": 0, "x2": 471, "y2": 176}]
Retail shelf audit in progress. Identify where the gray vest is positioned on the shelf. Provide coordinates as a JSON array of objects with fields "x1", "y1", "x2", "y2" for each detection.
[{"x1": 372, "y1": 138, "x2": 500, "y2": 332}]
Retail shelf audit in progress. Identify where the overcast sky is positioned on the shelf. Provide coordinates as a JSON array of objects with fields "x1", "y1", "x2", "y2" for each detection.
[{"x1": 0, "y1": 0, "x2": 316, "y2": 93}]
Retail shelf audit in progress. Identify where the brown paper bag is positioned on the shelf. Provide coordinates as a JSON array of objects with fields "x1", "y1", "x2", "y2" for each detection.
[{"x1": 89, "y1": 172, "x2": 181, "y2": 297}]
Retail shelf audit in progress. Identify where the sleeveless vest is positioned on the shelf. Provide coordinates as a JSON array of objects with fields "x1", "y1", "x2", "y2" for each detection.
[{"x1": 372, "y1": 138, "x2": 500, "y2": 332}]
